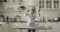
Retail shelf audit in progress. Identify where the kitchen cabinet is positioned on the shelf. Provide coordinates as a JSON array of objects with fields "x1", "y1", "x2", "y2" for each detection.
[
  {"x1": 46, "y1": 22, "x2": 56, "y2": 32},
  {"x1": 55, "y1": 23, "x2": 60, "y2": 32},
  {"x1": 0, "y1": 22, "x2": 5, "y2": 32},
  {"x1": 0, "y1": 24, "x2": 3, "y2": 32},
  {"x1": 46, "y1": 22, "x2": 60, "y2": 32}
]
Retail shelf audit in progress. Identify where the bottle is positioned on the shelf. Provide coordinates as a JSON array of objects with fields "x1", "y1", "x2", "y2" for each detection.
[
  {"x1": 6, "y1": 16, "x2": 9, "y2": 23},
  {"x1": 43, "y1": 16, "x2": 44, "y2": 21}
]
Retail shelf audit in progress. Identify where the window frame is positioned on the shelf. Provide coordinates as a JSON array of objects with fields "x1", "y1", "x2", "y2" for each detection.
[
  {"x1": 39, "y1": 0, "x2": 44, "y2": 8},
  {"x1": 39, "y1": 0, "x2": 60, "y2": 9}
]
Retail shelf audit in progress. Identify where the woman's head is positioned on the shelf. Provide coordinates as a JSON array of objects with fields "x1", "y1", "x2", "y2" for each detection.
[{"x1": 31, "y1": 7, "x2": 36, "y2": 14}]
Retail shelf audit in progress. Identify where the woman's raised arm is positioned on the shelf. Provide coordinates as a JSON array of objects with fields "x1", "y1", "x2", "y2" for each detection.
[
  {"x1": 38, "y1": 8, "x2": 40, "y2": 16},
  {"x1": 24, "y1": 10, "x2": 29, "y2": 16}
]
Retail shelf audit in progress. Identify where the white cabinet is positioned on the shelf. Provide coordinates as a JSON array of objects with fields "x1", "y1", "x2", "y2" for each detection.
[
  {"x1": 46, "y1": 23, "x2": 56, "y2": 32},
  {"x1": 46, "y1": 22, "x2": 60, "y2": 32},
  {"x1": 0, "y1": 24, "x2": 2, "y2": 32},
  {"x1": 0, "y1": 22, "x2": 5, "y2": 32},
  {"x1": 55, "y1": 23, "x2": 60, "y2": 32}
]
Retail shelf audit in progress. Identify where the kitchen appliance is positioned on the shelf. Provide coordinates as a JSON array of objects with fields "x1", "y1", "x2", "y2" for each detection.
[
  {"x1": 6, "y1": 15, "x2": 21, "y2": 22},
  {"x1": 15, "y1": 15, "x2": 21, "y2": 22},
  {"x1": 11, "y1": 16, "x2": 16, "y2": 22},
  {"x1": 54, "y1": 17, "x2": 60, "y2": 21},
  {"x1": 7, "y1": 16, "x2": 16, "y2": 22}
]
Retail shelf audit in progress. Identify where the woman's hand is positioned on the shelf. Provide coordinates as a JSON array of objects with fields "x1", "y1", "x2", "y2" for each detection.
[
  {"x1": 24, "y1": 10, "x2": 29, "y2": 16},
  {"x1": 39, "y1": 14, "x2": 40, "y2": 16}
]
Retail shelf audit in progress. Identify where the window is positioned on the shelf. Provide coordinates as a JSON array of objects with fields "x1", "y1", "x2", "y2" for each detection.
[
  {"x1": 39, "y1": 0, "x2": 44, "y2": 8},
  {"x1": 39, "y1": 0, "x2": 60, "y2": 9},
  {"x1": 46, "y1": 0, "x2": 52, "y2": 8},
  {"x1": 53, "y1": 0, "x2": 59, "y2": 8}
]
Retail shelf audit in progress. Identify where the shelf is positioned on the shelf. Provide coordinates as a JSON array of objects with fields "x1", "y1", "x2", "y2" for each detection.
[
  {"x1": 0, "y1": 21, "x2": 59, "y2": 24},
  {"x1": 6, "y1": 21, "x2": 60, "y2": 23},
  {"x1": 13, "y1": 26, "x2": 53, "y2": 30},
  {"x1": 5, "y1": 21, "x2": 46, "y2": 23}
]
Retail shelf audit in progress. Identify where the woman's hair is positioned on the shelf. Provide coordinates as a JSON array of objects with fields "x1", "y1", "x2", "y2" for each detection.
[
  {"x1": 27, "y1": 10, "x2": 29, "y2": 12},
  {"x1": 31, "y1": 7, "x2": 36, "y2": 13}
]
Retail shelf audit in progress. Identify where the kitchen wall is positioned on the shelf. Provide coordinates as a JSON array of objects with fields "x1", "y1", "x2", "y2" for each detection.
[
  {"x1": 2, "y1": 0, "x2": 60, "y2": 21},
  {"x1": 3, "y1": 10, "x2": 60, "y2": 21},
  {"x1": 0, "y1": 0, "x2": 60, "y2": 32}
]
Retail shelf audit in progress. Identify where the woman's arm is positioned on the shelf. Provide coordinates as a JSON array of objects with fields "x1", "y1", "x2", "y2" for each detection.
[
  {"x1": 24, "y1": 10, "x2": 29, "y2": 16},
  {"x1": 38, "y1": 8, "x2": 40, "y2": 16}
]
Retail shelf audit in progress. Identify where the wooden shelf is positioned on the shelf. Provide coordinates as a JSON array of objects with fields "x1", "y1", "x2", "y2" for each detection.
[
  {"x1": 13, "y1": 26, "x2": 53, "y2": 30},
  {"x1": 2, "y1": 20, "x2": 60, "y2": 23},
  {"x1": 6, "y1": 21, "x2": 60, "y2": 23}
]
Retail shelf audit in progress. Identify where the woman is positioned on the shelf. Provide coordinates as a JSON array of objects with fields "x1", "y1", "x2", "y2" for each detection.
[{"x1": 24, "y1": 7, "x2": 40, "y2": 32}]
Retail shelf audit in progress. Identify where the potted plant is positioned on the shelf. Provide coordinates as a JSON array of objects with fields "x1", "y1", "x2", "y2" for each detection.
[{"x1": 18, "y1": 6, "x2": 26, "y2": 10}]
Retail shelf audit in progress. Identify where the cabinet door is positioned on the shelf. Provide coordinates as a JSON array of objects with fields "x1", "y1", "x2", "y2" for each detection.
[
  {"x1": 0, "y1": 24, "x2": 2, "y2": 32},
  {"x1": 46, "y1": 23, "x2": 57, "y2": 32},
  {"x1": 55, "y1": 23, "x2": 60, "y2": 32},
  {"x1": 0, "y1": 23, "x2": 6, "y2": 32}
]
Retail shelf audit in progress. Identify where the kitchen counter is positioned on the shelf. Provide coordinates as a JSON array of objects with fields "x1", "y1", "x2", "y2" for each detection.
[
  {"x1": 13, "y1": 26, "x2": 53, "y2": 30},
  {"x1": 0, "y1": 20, "x2": 60, "y2": 24},
  {"x1": 6, "y1": 21, "x2": 60, "y2": 23}
]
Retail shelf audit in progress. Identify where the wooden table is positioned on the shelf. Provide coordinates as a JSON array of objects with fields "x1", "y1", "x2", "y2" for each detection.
[{"x1": 13, "y1": 26, "x2": 53, "y2": 32}]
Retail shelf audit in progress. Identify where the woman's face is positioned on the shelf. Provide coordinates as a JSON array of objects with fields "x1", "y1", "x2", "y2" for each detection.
[
  {"x1": 30, "y1": 7, "x2": 35, "y2": 14},
  {"x1": 31, "y1": 10, "x2": 33, "y2": 13},
  {"x1": 30, "y1": 10, "x2": 35, "y2": 14}
]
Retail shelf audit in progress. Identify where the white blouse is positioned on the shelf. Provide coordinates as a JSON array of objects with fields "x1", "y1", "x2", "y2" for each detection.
[{"x1": 24, "y1": 11, "x2": 40, "y2": 27}]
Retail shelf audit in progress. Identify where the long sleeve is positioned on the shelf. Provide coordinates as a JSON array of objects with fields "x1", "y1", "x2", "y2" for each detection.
[
  {"x1": 38, "y1": 8, "x2": 40, "y2": 16},
  {"x1": 24, "y1": 10, "x2": 29, "y2": 16}
]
